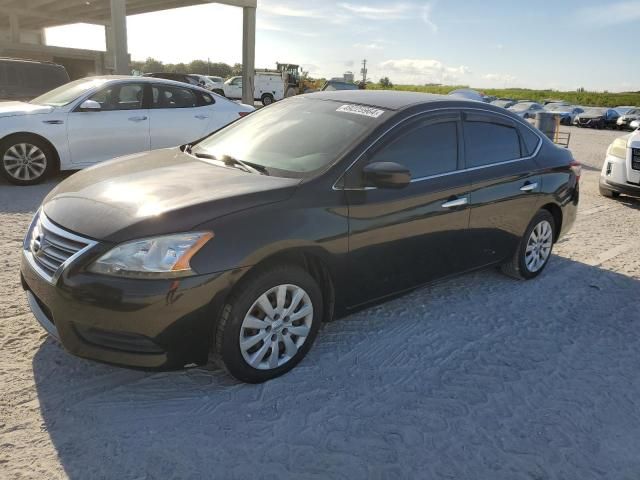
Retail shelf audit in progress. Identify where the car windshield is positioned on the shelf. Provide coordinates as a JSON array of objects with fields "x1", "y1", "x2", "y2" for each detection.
[
  {"x1": 30, "y1": 78, "x2": 111, "y2": 107},
  {"x1": 193, "y1": 98, "x2": 383, "y2": 177},
  {"x1": 323, "y1": 82, "x2": 359, "y2": 91},
  {"x1": 627, "y1": 109, "x2": 640, "y2": 115},
  {"x1": 511, "y1": 103, "x2": 535, "y2": 111}
]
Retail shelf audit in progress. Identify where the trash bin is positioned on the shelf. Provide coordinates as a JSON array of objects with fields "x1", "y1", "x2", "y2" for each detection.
[{"x1": 535, "y1": 112, "x2": 559, "y2": 141}]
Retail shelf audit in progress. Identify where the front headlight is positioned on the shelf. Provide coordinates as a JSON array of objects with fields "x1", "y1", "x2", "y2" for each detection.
[
  {"x1": 607, "y1": 137, "x2": 628, "y2": 160},
  {"x1": 88, "y1": 232, "x2": 213, "y2": 278}
]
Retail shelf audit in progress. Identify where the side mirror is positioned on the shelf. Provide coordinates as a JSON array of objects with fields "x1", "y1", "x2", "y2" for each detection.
[
  {"x1": 362, "y1": 161, "x2": 411, "y2": 189},
  {"x1": 79, "y1": 99, "x2": 101, "y2": 111}
]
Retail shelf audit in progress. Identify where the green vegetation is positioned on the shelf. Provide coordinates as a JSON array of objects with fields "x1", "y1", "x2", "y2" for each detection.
[
  {"x1": 368, "y1": 83, "x2": 640, "y2": 107},
  {"x1": 130, "y1": 57, "x2": 243, "y2": 78}
]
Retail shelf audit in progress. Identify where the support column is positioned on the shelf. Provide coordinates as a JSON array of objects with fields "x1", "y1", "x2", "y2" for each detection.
[
  {"x1": 9, "y1": 13, "x2": 20, "y2": 43},
  {"x1": 109, "y1": 0, "x2": 129, "y2": 74},
  {"x1": 241, "y1": 6, "x2": 256, "y2": 106}
]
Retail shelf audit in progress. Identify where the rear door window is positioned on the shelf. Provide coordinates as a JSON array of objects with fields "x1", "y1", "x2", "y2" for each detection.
[
  {"x1": 197, "y1": 91, "x2": 215, "y2": 105},
  {"x1": 463, "y1": 113, "x2": 522, "y2": 167},
  {"x1": 152, "y1": 85, "x2": 198, "y2": 108}
]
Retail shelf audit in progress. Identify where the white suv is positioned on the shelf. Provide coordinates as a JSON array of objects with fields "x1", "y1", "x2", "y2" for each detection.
[{"x1": 600, "y1": 130, "x2": 640, "y2": 198}]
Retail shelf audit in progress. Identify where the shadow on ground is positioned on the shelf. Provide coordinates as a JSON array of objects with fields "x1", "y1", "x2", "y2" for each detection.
[
  {"x1": 33, "y1": 256, "x2": 640, "y2": 479},
  {"x1": 0, "y1": 172, "x2": 72, "y2": 214}
]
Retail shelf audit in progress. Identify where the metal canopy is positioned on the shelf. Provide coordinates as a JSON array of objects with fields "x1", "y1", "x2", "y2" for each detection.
[
  {"x1": 0, "y1": 0, "x2": 257, "y2": 105},
  {"x1": 0, "y1": 0, "x2": 256, "y2": 29}
]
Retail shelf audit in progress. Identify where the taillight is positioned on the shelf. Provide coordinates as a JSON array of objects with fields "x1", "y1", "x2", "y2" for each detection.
[
  {"x1": 570, "y1": 160, "x2": 582, "y2": 181},
  {"x1": 238, "y1": 111, "x2": 250, "y2": 118}
]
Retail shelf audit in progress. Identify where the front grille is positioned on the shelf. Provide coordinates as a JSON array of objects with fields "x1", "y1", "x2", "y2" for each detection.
[
  {"x1": 633, "y1": 148, "x2": 640, "y2": 171},
  {"x1": 24, "y1": 212, "x2": 95, "y2": 283}
]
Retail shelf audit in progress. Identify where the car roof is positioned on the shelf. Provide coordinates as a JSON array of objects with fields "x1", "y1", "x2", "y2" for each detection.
[
  {"x1": 80, "y1": 75, "x2": 207, "y2": 90},
  {"x1": 301, "y1": 90, "x2": 463, "y2": 111},
  {"x1": 0, "y1": 57, "x2": 65, "y2": 68}
]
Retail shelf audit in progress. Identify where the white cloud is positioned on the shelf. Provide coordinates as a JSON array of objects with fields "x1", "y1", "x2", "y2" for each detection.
[
  {"x1": 379, "y1": 58, "x2": 471, "y2": 84},
  {"x1": 577, "y1": 1, "x2": 640, "y2": 26},
  {"x1": 258, "y1": 2, "x2": 322, "y2": 18},
  {"x1": 338, "y1": 2, "x2": 414, "y2": 20},
  {"x1": 421, "y1": 3, "x2": 438, "y2": 33}
]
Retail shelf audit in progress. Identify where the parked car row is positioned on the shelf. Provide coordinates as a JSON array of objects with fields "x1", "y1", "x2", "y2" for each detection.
[
  {"x1": 145, "y1": 71, "x2": 291, "y2": 106},
  {"x1": 489, "y1": 96, "x2": 638, "y2": 131},
  {"x1": 0, "y1": 76, "x2": 254, "y2": 185}
]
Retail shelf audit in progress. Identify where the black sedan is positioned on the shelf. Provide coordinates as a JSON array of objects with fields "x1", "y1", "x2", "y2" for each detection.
[
  {"x1": 574, "y1": 107, "x2": 620, "y2": 129},
  {"x1": 20, "y1": 91, "x2": 580, "y2": 383}
]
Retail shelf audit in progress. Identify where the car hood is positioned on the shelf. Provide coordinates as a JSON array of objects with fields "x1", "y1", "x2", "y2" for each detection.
[
  {"x1": 0, "y1": 101, "x2": 54, "y2": 118},
  {"x1": 42, "y1": 148, "x2": 301, "y2": 243}
]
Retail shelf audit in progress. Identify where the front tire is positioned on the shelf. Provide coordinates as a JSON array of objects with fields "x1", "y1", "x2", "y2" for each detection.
[
  {"x1": 0, "y1": 135, "x2": 55, "y2": 185},
  {"x1": 211, "y1": 264, "x2": 323, "y2": 383},
  {"x1": 501, "y1": 210, "x2": 556, "y2": 280}
]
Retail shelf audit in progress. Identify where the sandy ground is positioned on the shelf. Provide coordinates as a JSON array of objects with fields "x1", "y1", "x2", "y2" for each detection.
[{"x1": 1, "y1": 127, "x2": 640, "y2": 479}]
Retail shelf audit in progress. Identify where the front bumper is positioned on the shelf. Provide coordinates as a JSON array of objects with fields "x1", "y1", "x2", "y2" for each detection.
[
  {"x1": 600, "y1": 177, "x2": 640, "y2": 198},
  {"x1": 21, "y1": 251, "x2": 249, "y2": 370},
  {"x1": 575, "y1": 118, "x2": 602, "y2": 128}
]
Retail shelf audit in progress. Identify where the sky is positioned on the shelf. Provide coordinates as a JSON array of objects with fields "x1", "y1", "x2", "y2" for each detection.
[{"x1": 44, "y1": 0, "x2": 640, "y2": 92}]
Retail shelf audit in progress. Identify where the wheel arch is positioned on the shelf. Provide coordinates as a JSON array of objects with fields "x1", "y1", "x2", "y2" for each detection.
[
  {"x1": 229, "y1": 247, "x2": 336, "y2": 324},
  {"x1": 540, "y1": 202, "x2": 563, "y2": 241},
  {"x1": 0, "y1": 131, "x2": 61, "y2": 172}
]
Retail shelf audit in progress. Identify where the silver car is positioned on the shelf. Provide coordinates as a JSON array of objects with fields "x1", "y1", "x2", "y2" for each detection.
[
  {"x1": 617, "y1": 108, "x2": 640, "y2": 130},
  {"x1": 508, "y1": 102, "x2": 545, "y2": 119}
]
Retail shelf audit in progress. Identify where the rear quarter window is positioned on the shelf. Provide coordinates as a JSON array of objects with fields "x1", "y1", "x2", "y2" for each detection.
[{"x1": 519, "y1": 125, "x2": 541, "y2": 156}]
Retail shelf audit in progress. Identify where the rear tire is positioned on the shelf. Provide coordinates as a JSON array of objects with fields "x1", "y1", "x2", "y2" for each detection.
[
  {"x1": 501, "y1": 210, "x2": 556, "y2": 280},
  {"x1": 261, "y1": 93, "x2": 274, "y2": 106},
  {"x1": 0, "y1": 134, "x2": 55, "y2": 185},
  {"x1": 211, "y1": 264, "x2": 323, "y2": 383}
]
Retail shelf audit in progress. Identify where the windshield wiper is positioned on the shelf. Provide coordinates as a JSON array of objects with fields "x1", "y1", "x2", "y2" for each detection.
[
  {"x1": 220, "y1": 155, "x2": 269, "y2": 175},
  {"x1": 184, "y1": 146, "x2": 268, "y2": 176}
]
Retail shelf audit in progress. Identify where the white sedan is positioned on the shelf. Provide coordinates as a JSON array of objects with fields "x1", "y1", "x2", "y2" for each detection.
[{"x1": 0, "y1": 76, "x2": 254, "y2": 185}]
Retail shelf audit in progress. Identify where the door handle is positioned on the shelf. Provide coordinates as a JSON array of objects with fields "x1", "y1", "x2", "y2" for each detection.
[
  {"x1": 128, "y1": 116, "x2": 148, "y2": 122},
  {"x1": 195, "y1": 114, "x2": 209, "y2": 120},
  {"x1": 520, "y1": 182, "x2": 538, "y2": 192},
  {"x1": 441, "y1": 197, "x2": 468, "y2": 209}
]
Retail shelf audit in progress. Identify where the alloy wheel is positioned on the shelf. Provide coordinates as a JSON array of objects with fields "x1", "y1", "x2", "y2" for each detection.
[
  {"x1": 239, "y1": 284, "x2": 314, "y2": 370},
  {"x1": 525, "y1": 220, "x2": 553, "y2": 272},
  {"x1": 3, "y1": 143, "x2": 47, "y2": 181}
]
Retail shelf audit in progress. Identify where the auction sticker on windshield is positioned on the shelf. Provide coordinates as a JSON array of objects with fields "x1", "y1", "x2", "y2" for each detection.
[{"x1": 336, "y1": 104, "x2": 386, "y2": 118}]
